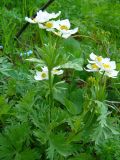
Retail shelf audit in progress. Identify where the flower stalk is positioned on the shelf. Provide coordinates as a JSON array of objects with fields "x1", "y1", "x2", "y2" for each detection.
[{"x1": 48, "y1": 68, "x2": 54, "y2": 122}]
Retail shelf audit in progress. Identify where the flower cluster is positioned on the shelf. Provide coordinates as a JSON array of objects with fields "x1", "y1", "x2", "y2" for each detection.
[
  {"x1": 25, "y1": 10, "x2": 78, "y2": 39},
  {"x1": 85, "y1": 53, "x2": 119, "y2": 78},
  {"x1": 34, "y1": 66, "x2": 63, "y2": 81}
]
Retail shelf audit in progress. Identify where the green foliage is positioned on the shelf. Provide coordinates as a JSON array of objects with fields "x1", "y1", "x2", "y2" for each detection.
[
  {"x1": 68, "y1": 153, "x2": 95, "y2": 160},
  {"x1": 15, "y1": 90, "x2": 36, "y2": 121},
  {"x1": 0, "y1": 57, "x2": 13, "y2": 76},
  {"x1": 47, "y1": 133, "x2": 73, "y2": 159},
  {"x1": 61, "y1": 58, "x2": 83, "y2": 71},
  {"x1": 0, "y1": 124, "x2": 39, "y2": 160},
  {"x1": 0, "y1": 96, "x2": 11, "y2": 123},
  {"x1": 0, "y1": 0, "x2": 120, "y2": 160},
  {"x1": 96, "y1": 136, "x2": 120, "y2": 160}
]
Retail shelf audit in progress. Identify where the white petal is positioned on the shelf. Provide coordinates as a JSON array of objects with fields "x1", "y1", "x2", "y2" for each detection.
[
  {"x1": 52, "y1": 66, "x2": 63, "y2": 75},
  {"x1": 84, "y1": 68, "x2": 98, "y2": 72},
  {"x1": 85, "y1": 64, "x2": 99, "y2": 72},
  {"x1": 50, "y1": 11, "x2": 61, "y2": 19},
  {"x1": 56, "y1": 70, "x2": 64, "y2": 75},
  {"x1": 105, "y1": 70, "x2": 119, "y2": 78},
  {"x1": 109, "y1": 61, "x2": 116, "y2": 70},
  {"x1": 101, "y1": 61, "x2": 116, "y2": 72},
  {"x1": 35, "y1": 10, "x2": 61, "y2": 23},
  {"x1": 87, "y1": 59, "x2": 96, "y2": 64},
  {"x1": 34, "y1": 70, "x2": 49, "y2": 81},
  {"x1": 62, "y1": 33, "x2": 71, "y2": 39},
  {"x1": 38, "y1": 23, "x2": 46, "y2": 29},
  {"x1": 102, "y1": 58, "x2": 110, "y2": 63},
  {"x1": 86, "y1": 64, "x2": 92, "y2": 69},
  {"x1": 42, "y1": 66, "x2": 48, "y2": 72},
  {"x1": 25, "y1": 17, "x2": 36, "y2": 23},
  {"x1": 60, "y1": 19, "x2": 70, "y2": 28},
  {"x1": 52, "y1": 69, "x2": 64, "y2": 75},
  {"x1": 61, "y1": 28, "x2": 78, "y2": 38},
  {"x1": 53, "y1": 66, "x2": 60, "y2": 70},
  {"x1": 55, "y1": 19, "x2": 71, "y2": 31},
  {"x1": 89, "y1": 52, "x2": 96, "y2": 61},
  {"x1": 34, "y1": 71, "x2": 42, "y2": 80},
  {"x1": 69, "y1": 27, "x2": 78, "y2": 34}
]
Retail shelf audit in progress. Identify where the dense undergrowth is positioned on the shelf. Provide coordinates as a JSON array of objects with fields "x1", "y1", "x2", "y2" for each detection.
[{"x1": 0, "y1": 0, "x2": 120, "y2": 160}]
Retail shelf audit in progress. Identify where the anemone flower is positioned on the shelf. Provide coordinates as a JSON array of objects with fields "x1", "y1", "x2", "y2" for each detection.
[
  {"x1": 53, "y1": 19, "x2": 78, "y2": 38},
  {"x1": 25, "y1": 10, "x2": 61, "y2": 24},
  {"x1": 85, "y1": 63, "x2": 100, "y2": 72},
  {"x1": 52, "y1": 66, "x2": 64, "y2": 75},
  {"x1": 85, "y1": 52, "x2": 119, "y2": 78},
  {"x1": 34, "y1": 70, "x2": 48, "y2": 81}
]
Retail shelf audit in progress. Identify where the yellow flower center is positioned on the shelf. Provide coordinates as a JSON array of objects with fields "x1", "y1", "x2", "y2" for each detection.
[
  {"x1": 45, "y1": 22, "x2": 53, "y2": 28},
  {"x1": 103, "y1": 63, "x2": 110, "y2": 69},
  {"x1": 91, "y1": 64, "x2": 99, "y2": 69},
  {"x1": 96, "y1": 56, "x2": 102, "y2": 62},
  {"x1": 53, "y1": 69, "x2": 58, "y2": 73},
  {"x1": 60, "y1": 25, "x2": 69, "y2": 30},
  {"x1": 41, "y1": 72, "x2": 47, "y2": 78}
]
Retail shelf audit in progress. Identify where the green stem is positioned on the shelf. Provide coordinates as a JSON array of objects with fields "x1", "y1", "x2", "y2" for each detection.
[
  {"x1": 48, "y1": 68, "x2": 54, "y2": 122},
  {"x1": 98, "y1": 71, "x2": 107, "y2": 100},
  {"x1": 100, "y1": 71, "x2": 105, "y2": 81},
  {"x1": 103, "y1": 76, "x2": 107, "y2": 95}
]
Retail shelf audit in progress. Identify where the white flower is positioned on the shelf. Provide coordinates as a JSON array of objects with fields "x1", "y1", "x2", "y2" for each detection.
[
  {"x1": 88, "y1": 52, "x2": 104, "y2": 65},
  {"x1": 25, "y1": 10, "x2": 61, "y2": 24},
  {"x1": 89, "y1": 52, "x2": 103, "y2": 62},
  {"x1": 85, "y1": 52, "x2": 119, "y2": 78},
  {"x1": 60, "y1": 28, "x2": 78, "y2": 38},
  {"x1": 88, "y1": 53, "x2": 111, "y2": 68},
  {"x1": 53, "y1": 19, "x2": 78, "y2": 38},
  {"x1": 55, "y1": 19, "x2": 71, "y2": 30},
  {"x1": 100, "y1": 61, "x2": 116, "y2": 72},
  {"x1": 104, "y1": 70, "x2": 119, "y2": 78},
  {"x1": 85, "y1": 63, "x2": 100, "y2": 72},
  {"x1": 34, "y1": 70, "x2": 48, "y2": 80},
  {"x1": 34, "y1": 66, "x2": 63, "y2": 81},
  {"x1": 52, "y1": 66, "x2": 64, "y2": 75},
  {"x1": 38, "y1": 20, "x2": 58, "y2": 31}
]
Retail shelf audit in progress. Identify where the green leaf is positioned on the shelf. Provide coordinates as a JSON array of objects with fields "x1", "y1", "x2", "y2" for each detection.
[
  {"x1": 95, "y1": 101, "x2": 108, "y2": 127},
  {"x1": 62, "y1": 37, "x2": 81, "y2": 58},
  {"x1": 64, "y1": 98, "x2": 80, "y2": 115},
  {"x1": 64, "y1": 89, "x2": 83, "y2": 115},
  {"x1": 0, "y1": 96, "x2": 10, "y2": 118},
  {"x1": 0, "y1": 124, "x2": 30, "y2": 160},
  {"x1": 26, "y1": 58, "x2": 45, "y2": 65},
  {"x1": 91, "y1": 101, "x2": 119, "y2": 144},
  {"x1": 20, "y1": 149, "x2": 39, "y2": 160},
  {"x1": 54, "y1": 82, "x2": 83, "y2": 115},
  {"x1": 60, "y1": 58, "x2": 83, "y2": 71},
  {"x1": 33, "y1": 129, "x2": 48, "y2": 144},
  {"x1": 31, "y1": 104, "x2": 51, "y2": 144},
  {"x1": 68, "y1": 153, "x2": 95, "y2": 160},
  {"x1": 15, "y1": 90, "x2": 36, "y2": 121},
  {"x1": 47, "y1": 133, "x2": 73, "y2": 159},
  {"x1": 53, "y1": 81, "x2": 68, "y2": 105},
  {"x1": 46, "y1": 143, "x2": 55, "y2": 160}
]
